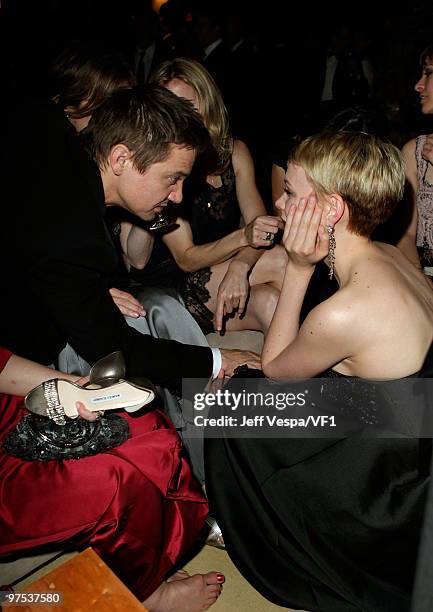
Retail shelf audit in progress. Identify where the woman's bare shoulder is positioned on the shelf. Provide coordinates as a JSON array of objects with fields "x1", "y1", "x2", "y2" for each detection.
[
  {"x1": 302, "y1": 288, "x2": 362, "y2": 337},
  {"x1": 232, "y1": 139, "x2": 253, "y2": 168},
  {"x1": 401, "y1": 137, "x2": 417, "y2": 156}
]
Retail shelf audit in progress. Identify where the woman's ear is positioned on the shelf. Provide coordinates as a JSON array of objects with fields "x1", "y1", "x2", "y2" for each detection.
[
  {"x1": 325, "y1": 194, "x2": 345, "y2": 227},
  {"x1": 109, "y1": 144, "x2": 132, "y2": 176}
]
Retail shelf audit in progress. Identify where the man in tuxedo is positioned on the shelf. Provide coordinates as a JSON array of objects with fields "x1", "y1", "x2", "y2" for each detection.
[
  {"x1": 1, "y1": 85, "x2": 260, "y2": 482},
  {"x1": 129, "y1": 5, "x2": 166, "y2": 85},
  {"x1": 0, "y1": 85, "x2": 259, "y2": 393}
]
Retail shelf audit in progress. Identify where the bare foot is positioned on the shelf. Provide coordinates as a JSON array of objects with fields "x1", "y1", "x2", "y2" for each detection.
[
  {"x1": 143, "y1": 572, "x2": 224, "y2": 612},
  {"x1": 166, "y1": 569, "x2": 190, "y2": 582}
]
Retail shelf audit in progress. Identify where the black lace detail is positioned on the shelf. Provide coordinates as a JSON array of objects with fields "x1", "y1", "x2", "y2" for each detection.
[
  {"x1": 178, "y1": 163, "x2": 241, "y2": 332},
  {"x1": 186, "y1": 164, "x2": 240, "y2": 245},
  {"x1": 183, "y1": 267, "x2": 215, "y2": 334},
  {"x1": 3, "y1": 414, "x2": 130, "y2": 461},
  {"x1": 202, "y1": 167, "x2": 236, "y2": 222}
]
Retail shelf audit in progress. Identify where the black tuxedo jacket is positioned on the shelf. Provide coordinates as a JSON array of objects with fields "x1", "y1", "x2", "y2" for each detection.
[{"x1": 0, "y1": 102, "x2": 212, "y2": 390}]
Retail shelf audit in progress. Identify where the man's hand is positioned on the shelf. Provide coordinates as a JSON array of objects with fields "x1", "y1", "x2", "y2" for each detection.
[
  {"x1": 109, "y1": 287, "x2": 146, "y2": 318},
  {"x1": 220, "y1": 348, "x2": 261, "y2": 377}
]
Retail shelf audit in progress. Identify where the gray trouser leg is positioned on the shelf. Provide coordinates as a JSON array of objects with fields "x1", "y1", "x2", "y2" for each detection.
[
  {"x1": 57, "y1": 346, "x2": 92, "y2": 376},
  {"x1": 57, "y1": 287, "x2": 209, "y2": 484}
]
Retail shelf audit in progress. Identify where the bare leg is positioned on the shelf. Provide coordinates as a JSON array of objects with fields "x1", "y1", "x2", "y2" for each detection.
[
  {"x1": 203, "y1": 246, "x2": 286, "y2": 332},
  {"x1": 143, "y1": 571, "x2": 224, "y2": 612},
  {"x1": 248, "y1": 244, "x2": 287, "y2": 290},
  {"x1": 220, "y1": 285, "x2": 279, "y2": 332}
]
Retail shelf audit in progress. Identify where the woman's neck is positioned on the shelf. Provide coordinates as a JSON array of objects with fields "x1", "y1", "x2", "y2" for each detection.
[{"x1": 332, "y1": 229, "x2": 373, "y2": 285}]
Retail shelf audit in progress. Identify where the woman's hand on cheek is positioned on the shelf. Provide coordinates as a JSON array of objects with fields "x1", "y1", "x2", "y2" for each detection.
[{"x1": 282, "y1": 195, "x2": 328, "y2": 268}]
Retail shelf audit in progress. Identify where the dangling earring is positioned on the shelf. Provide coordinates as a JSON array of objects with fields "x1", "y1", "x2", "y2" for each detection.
[{"x1": 326, "y1": 225, "x2": 336, "y2": 280}]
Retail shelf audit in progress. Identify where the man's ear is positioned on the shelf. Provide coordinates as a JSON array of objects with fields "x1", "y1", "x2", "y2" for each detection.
[
  {"x1": 109, "y1": 144, "x2": 132, "y2": 176},
  {"x1": 325, "y1": 194, "x2": 345, "y2": 227}
]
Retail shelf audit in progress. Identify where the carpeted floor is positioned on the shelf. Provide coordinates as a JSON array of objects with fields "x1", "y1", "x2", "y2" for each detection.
[{"x1": 184, "y1": 544, "x2": 303, "y2": 611}]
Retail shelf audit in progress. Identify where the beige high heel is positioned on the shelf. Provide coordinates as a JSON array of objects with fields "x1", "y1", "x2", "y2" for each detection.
[
  {"x1": 25, "y1": 379, "x2": 155, "y2": 425},
  {"x1": 25, "y1": 351, "x2": 155, "y2": 425}
]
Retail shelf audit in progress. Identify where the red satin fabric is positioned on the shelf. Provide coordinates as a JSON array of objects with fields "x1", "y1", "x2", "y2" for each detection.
[{"x1": 0, "y1": 348, "x2": 208, "y2": 600}]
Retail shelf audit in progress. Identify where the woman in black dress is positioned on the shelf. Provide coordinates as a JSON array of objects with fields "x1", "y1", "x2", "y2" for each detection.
[{"x1": 206, "y1": 131, "x2": 433, "y2": 611}]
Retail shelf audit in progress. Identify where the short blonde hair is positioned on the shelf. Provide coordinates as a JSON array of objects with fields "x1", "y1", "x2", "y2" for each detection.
[
  {"x1": 150, "y1": 58, "x2": 232, "y2": 172},
  {"x1": 289, "y1": 131, "x2": 405, "y2": 237}
]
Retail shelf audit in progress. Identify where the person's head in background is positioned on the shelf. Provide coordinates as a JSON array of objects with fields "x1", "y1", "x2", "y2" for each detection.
[
  {"x1": 271, "y1": 104, "x2": 390, "y2": 211},
  {"x1": 323, "y1": 104, "x2": 389, "y2": 135},
  {"x1": 51, "y1": 41, "x2": 135, "y2": 132},
  {"x1": 150, "y1": 57, "x2": 231, "y2": 174},
  {"x1": 189, "y1": 0, "x2": 224, "y2": 51},
  {"x1": 415, "y1": 43, "x2": 433, "y2": 116}
]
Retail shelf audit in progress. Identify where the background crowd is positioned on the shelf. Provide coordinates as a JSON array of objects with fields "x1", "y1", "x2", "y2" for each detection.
[{"x1": 2, "y1": 0, "x2": 433, "y2": 206}]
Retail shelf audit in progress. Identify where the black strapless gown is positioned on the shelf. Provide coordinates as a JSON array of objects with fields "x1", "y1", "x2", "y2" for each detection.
[{"x1": 205, "y1": 348, "x2": 433, "y2": 611}]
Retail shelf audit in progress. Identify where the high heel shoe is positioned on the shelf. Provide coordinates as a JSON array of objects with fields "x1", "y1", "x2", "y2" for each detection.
[
  {"x1": 88, "y1": 351, "x2": 126, "y2": 386},
  {"x1": 25, "y1": 352, "x2": 156, "y2": 425},
  {"x1": 87, "y1": 351, "x2": 157, "y2": 414},
  {"x1": 25, "y1": 379, "x2": 155, "y2": 425},
  {"x1": 205, "y1": 516, "x2": 226, "y2": 549}
]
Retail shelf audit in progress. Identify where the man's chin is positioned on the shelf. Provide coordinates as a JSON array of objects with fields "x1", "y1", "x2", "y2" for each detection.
[{"x1": 135, "y1": 211, "x2": 156, "y2": 222}]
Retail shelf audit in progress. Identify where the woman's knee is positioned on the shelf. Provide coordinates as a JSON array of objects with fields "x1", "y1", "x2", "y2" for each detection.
[{"x1": 250, "y1": 285, "x2": 279, "y2": 326}]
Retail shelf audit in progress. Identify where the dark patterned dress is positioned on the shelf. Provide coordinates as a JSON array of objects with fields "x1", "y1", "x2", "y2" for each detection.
[{"x1": 181, "y1": 163, "x2": 241, "y2": 333}]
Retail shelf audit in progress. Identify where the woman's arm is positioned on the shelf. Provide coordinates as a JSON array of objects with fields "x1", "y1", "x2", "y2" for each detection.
[
  {"x1": 228, "y1": 139, "x2": 275, "y2": 271},
  {"x1": 1, "y1": 351, "x2": 101, "y2": 421},
  {"x1": 163, "y1": 140, "x2": 280, "y2": 273},
  {"x1": 397, "y1": 139, "x2": 421, "y2": 269},
  {"x1": 262, "y1": 266, "x2": 351, "y2": 379},
  {"x1": 119, "y1": 221, "x2": 155, "y2": 271},
  {"x1": 233, "y1": 140, "x2": 268, "y2": 224},
  {"x1": 262, "y1": 197, "x2": 350, "y2": 379},
  {"x1": 0, "y1": 352, "x2": 78, "y2": 396},
  {"x1": 162, "y1": 217, "x2": 247, "y2": 272},
  {"x1": 162, "y1": 211, "x2": 278, "y2": 273}
]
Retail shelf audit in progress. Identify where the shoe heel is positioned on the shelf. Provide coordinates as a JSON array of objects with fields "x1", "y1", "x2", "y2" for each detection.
[{"x1": 89, "y1": 351, "x2": 126, "y2": 385}]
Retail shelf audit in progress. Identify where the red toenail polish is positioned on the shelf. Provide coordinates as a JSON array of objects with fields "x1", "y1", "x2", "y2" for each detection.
[{"x1": 216, "y1": 574, "x2": 225, "y2": 582}]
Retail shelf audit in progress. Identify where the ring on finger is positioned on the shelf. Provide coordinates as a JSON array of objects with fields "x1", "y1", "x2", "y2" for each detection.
[{"x1": 265, "y1": 231, "x2": 273, "y2": 241}]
